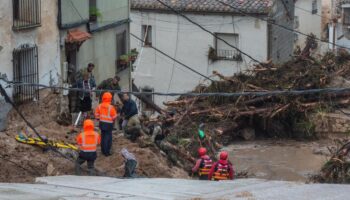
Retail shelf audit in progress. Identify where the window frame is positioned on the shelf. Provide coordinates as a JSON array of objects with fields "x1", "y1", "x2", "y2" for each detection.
[
  {"x1": 141, "y1": 25, "x2": 152, "y2": 47},
  {"x1": 12, "y1": 0, "x2": 41, "y2": 31},
  {"x1": 343, "y1": 7, "x2": 350, "y2": 25},
  {"x1": 12, "y1": 44, "x2": 39, "y2": 105},
  {"x1": 214, "y1": 33, "x2": 242, "y2": 61},
  {"x1": 311, "y1": 0, "x2": 318, "y2": 14}
]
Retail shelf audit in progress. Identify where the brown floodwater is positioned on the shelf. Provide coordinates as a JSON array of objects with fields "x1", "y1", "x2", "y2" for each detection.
[{"x1": 224, "y1": 140, "x2": 330, "y2": 182}]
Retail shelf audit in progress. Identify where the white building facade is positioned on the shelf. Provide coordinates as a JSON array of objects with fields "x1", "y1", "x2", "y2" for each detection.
[
  {"x1": 329, "y1": 0, "x2": 350, "y2": 51},
  {"x1": 131, "y1": 0, "x2": 295, "y2": 109},
  {"x1": 0, "y1": 0, "x2": 61, "y2": 130}
]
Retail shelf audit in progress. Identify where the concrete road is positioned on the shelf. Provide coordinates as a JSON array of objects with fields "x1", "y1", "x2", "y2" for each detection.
[{"x1": 0, "y1": 176, "x2": 349, "y2": 200}]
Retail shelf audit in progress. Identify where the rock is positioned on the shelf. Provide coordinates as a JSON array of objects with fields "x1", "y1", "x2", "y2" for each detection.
[
  {"x1": 46, "y1": 163, "x2": 55, "y2": 176},
  {"x1": 239, "y1": 128, "x2": 256, "y2": 141}
]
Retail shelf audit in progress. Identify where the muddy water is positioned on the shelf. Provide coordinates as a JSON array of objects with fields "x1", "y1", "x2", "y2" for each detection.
[{"x1": 224, "y1": 140, "x2": 330, "y2": 182}]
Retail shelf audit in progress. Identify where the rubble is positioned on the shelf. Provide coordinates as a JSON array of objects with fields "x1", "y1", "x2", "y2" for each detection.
[
  {"x1": 310, "y1": 139, "x2": 350, "y2": 183},
  {"x1": 0, "y1": 90, "x2": 188, "y2": 183},
  {"x1": 151, "y1": 49, "x2": 350, "y2": 170}
]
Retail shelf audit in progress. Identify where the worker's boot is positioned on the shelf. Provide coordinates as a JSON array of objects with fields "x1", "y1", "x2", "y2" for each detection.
[
  {"x1": 88, "y1": 168, "x2": 96, "y2": 176},
  {"x1": 75, "y1": 163, "x2": 81, "y2": 176}
]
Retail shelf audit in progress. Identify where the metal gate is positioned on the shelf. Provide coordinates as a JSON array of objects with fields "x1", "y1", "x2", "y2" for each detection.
[{"x1": 13, "y1": 45, "x2": 39, "y2": 105}]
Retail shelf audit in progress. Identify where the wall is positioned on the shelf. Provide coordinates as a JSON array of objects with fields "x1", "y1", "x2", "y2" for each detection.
[
  {"x1": 59, "y1": 0, "x2": 130, "y2": 90},
  {"x1": 59, "y1": 0, "x2": 89, "y2": 26},
  {"x1": 130, "y1": 11, "x2": 268, "y2": 107},
  {"x1": 0, "y1": 0, "x2": 61, "y2": 130},
  {"x1": 294, "y1": 0, "x2": 326, "y2": 53},
  {"x1": 269, "y1": 0, "x2": 295, "y2": 63}
]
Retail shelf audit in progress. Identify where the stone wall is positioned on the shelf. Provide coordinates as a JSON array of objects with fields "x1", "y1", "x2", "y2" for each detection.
[{"x1": 312, "y1": 111, "x2": 350, "y2": 134}]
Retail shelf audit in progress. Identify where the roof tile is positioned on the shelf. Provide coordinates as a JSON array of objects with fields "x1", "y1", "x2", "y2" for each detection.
[{"x1": 131, "y1": 0, "x2": 273, "y2": 14}]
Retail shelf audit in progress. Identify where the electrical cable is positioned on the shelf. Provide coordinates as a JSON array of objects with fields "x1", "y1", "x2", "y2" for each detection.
[
  {"x1": 153, "y1": 0, "x2": 262, "y2": 64},
  {"x1": 3, "y1": 78, "x2": 350, "y2": 98},
  {"x1": 215, "y1": 0, "x2": 350, "y2": 51},
  {"x1": 131, "y1": 33, "x2": 214, "y2": 82},
  {"x1": 0, "y1": 84, "x2": 94, "y2": 174}
]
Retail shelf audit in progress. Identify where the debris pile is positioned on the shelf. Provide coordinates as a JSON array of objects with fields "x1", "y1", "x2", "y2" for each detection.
[
  {"x1": 155, "y1": 50, "x2": 350, "y2": 168},
  {"x1": 0, "y1": 90, "x2": 187, "y2": 183},
  {"x1": 310, "y1": 139, "x2": 350, "y2": 183}
]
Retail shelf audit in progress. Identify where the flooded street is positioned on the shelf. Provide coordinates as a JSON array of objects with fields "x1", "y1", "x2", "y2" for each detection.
[{"x1": 225, "y1": 140, "x2": 331, "y2": 182}]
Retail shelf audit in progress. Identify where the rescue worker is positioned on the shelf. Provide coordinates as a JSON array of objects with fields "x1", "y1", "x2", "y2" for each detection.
[
  {"x1": 97, "y1": 75, "x2": 122, "y2": 103},
  {"x1": 95, "y1": 92, "x2": 117, "y2": 156},
  {"x1": 121, "y1": 93, "x2": 141, "y2": 142},
  {"x1": 121, "y1": 148, "x2": 138, "y2": 178},
  {"x1": 208, "y1": 151, "x2": 234, "y2": 181},
  {"x1": 75, "y1": 119, "x2": 101, "y2": 175},
  {"x1": 192, "y1": 147, "x2": 213, "y2": 180}
]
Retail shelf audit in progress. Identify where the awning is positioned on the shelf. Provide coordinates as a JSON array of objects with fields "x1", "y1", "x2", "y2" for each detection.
[{"x1": 65, "y1": 29, "x2": 92, "y2": 43}]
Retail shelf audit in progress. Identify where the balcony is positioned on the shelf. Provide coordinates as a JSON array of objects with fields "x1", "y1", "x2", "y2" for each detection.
[{"x1": 208, "y1": 47, "x2": 242, "y2": 62}]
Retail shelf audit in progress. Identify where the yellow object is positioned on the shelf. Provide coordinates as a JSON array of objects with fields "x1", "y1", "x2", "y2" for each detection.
[{"x1": 15, "y1": 135, "x2": 78, "y2": 151}]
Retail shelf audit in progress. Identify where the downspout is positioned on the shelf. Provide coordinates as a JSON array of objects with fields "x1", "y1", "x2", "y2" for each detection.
[
  {"x1": 58, "y1": 0, "x2": 62, "y2": 29},
  {"x1": 333, "y1": 21, "x2": 336, "y2": 51}
]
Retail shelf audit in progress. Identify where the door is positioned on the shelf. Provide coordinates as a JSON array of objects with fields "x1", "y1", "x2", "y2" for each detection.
[{"x1": 116, "y1": 31, "x2": 127, "y2": 72}]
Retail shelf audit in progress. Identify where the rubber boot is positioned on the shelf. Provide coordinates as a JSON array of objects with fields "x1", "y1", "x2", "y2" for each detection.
[
  {"x1": 75, "y1": 163, "x2": 81, "y2": 175},
  {"x1": 88, "y1": 168, "x2": 96, "y2": 176}
]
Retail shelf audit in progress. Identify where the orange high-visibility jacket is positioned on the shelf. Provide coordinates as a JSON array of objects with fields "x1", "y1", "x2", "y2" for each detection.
[
  {"x1": 95, "y1": 92, "x2": 117, "y2": 123},
  {"x1": 76, "y1": 120, "x2": 101, "y2": 152}
]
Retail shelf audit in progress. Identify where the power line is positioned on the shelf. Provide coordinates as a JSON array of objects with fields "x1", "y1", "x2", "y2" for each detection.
[
  {"x1": 0, "y1": 84, "x2": 94, "y2": 175},
  {"x1": 62, "y1": 0, "x2": 214, "y2": 82},
  {"x1": 153, "y1": 0, "x2": 262, "y2": 64},
  {"x1": 3, "y1": 78, "x2": 350, "y2": 98},
  {"x1": 215, "y1": 0, "x2": 350, "y2": 51},
  {"x1": 131, "y1": 33, "x2": 214, "y2": 82}
]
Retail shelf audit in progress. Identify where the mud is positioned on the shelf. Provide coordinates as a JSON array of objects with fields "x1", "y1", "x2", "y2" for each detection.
[
  {"x1": 0, "y1": 90, "x2": 187, "y2": 183},
  {"x1": 225, "y1": 140, "x2": 333, "y2": 182}
]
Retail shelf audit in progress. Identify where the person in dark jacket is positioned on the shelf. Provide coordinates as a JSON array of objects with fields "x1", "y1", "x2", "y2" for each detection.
[
  {"x1": 76, "y1": 72, "x2": 94, "y2": 114},
  {"x1": 121, "y1": 148, "x2": 138, "y2": 178},
  {"x1": 121, "y1": 94, "x2": 141, "y2": 141},
  {"x1": 97, "y1": 75, "x2": 122, "y2": 104}
]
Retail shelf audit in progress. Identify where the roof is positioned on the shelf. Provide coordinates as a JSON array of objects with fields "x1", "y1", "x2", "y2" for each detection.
[
  {"x1": 131, "y1": 0, "x2": 273, "y2": 15},
  {"x1": 65, "y1": 29, "x2": 92, "y2": 43}
]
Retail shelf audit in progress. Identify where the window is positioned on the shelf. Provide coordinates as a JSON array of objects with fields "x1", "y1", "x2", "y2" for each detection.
[
  {"x1": 141, "y1": 25, "x2": 152, "y2": 46},
  {"x1": 141, "y1": 87, "x2": 154, "y2": 111},
  {"x1": 343, "y1": 7, "x2": 350, "y2": 25},
  {"x1": 89, "y1": 0, "x2": 98, "y2": 22},
  {"x1": 312, "y1": 0, "x2": 318, "y2": 14},
  {"x1": 13, "y1": 0, "x2": 41, "y2": 30},
  {"x1": 12, "y1": 45, "x2": 39, "y2": 105},
  {"x1": 116, "y1": 31, "x2": 127, "y2": 73},
  {"x1": 215, "y1": 33, "x2": 242, "y2": 61}
]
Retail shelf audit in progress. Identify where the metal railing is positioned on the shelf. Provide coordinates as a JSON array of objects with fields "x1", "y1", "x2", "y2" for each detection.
[
  {"x1": 13, "y1": 45, "x2": 39, "y2": 105},
  {"x1": 12, "y1": 0, "x2": 41, "y2": 30},
  {"x1": 216, "y1": 49, "x2": 242, "y2": 61}
]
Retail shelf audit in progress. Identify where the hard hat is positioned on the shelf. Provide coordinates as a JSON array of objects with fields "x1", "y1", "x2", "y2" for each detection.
[
  {"x1": 220, "y1": 151, "x2": 228, "y2": 160},
  {"x1": 198, "y1": 147, "x2": 207, "y2": 156}
]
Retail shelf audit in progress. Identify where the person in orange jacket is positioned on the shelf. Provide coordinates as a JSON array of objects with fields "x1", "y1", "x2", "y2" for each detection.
[
  {"x1": 208, "y1": 151, "x2": 234, "y2": 181},
  {"x1": 76, "y1": 119, "x2": 101, "y2": 175},
  {"x1": 95, "y1": 92, "x2": 117, "y2": 156},
  {"x1": 192, "y1": 147, "x2": 213, "y2": 180}
]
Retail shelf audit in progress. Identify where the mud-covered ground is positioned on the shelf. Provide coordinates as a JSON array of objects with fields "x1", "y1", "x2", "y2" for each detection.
[{"x1": 0, "y1": 90, "x2": 187, "y2": 183}]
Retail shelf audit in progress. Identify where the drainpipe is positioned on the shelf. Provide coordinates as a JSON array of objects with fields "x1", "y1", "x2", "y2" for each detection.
[{"x1": 333, "y1": 22, "x2": 336, "y2": 51}]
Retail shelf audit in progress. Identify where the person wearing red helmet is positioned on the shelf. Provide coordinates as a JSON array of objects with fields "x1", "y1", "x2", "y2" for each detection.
[
  {"x1": 192, "y1": 147, "x2": 213, "y2": 180},
  {"x1": 208, "y1": 151, "x2": 234, "y2": 181}
]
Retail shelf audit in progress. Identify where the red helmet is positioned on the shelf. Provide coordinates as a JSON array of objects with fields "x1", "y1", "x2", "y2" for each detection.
[
  {"x1": 198, "y1": 147, "x2": 207, "y2": 156},
  {"x1": 220, "y1": 151, "x2": 228, "y2": 160}
]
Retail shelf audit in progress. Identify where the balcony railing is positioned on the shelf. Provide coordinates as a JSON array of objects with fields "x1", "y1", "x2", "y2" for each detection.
[
  {"x1": 216, "y1": 49, "x2": 242, "y2": 61},
  {"x1": 12, "y1": 0, "x2": 41, "y2": 30}
]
